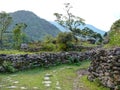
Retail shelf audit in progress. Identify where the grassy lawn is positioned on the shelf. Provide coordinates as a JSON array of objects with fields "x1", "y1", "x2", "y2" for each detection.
[
  {"x1": 0, "y1": 60, "x2": 109, "y2": 90},
  {"x1": 79, "y1": 76, "x2": 110, "y2": 90},
  {"x1": 0, "y1": 50, "x2": 32, "y2": 54}
]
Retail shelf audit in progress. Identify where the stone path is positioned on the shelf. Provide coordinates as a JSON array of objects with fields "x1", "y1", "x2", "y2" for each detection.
[
  {"x1": 42, "y1": 73, "x2": 61, "y2": 90},
  {"x1": 73, "y1": 69, "x2": 89, "y2": 90},
  {"x1": 0, "y1": 67, "x2": 89, "y2": 90},
  {"x1": 0, "y1": 75, "x2": 39, "y2": 90}
]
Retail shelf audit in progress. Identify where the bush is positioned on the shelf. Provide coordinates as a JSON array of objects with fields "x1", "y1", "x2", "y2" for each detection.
[
  {"x1": 56, "y1": 32, "x2": 75, "y2": 51},
  {"x1": 42, "y1": 35, "x2": 57, "y2": 51},
  {"x1": 42, "y1": 43, "x2": 56, "y2": 51},
  {"x1": 67, "y1": 56, "x2": 81, "y2": 65},
  {"x1": 108, "y1": 19, "x2": 120, "y2": 47},
  {"x1": 2, "y1": 61, "x2": 16, "y2": 73}
]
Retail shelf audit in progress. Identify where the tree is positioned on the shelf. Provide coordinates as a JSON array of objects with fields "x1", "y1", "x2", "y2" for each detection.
[
  {"x1": 0, "y1": 11, "x2": 12, "y2": 49},
  {"x1": 54, "y1": 3, "x2": 85, "y2": 34},
  {"x1": 13, "y1": 23, "x2": 27, "y2": 49},
  {"x1": 56, "y1": 32, "x2": 75, "y2": 51},
  {"x1": 81, "y1": 27, "x2": 103, "y2": 43},
  {"x1": 108, "y1": 19, "x2": 120, "y2": 46}
]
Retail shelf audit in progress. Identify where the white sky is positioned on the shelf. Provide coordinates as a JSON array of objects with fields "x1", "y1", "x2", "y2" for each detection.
[{"x1": 0, "y1": 0, "x2": 120, "y2": 31}]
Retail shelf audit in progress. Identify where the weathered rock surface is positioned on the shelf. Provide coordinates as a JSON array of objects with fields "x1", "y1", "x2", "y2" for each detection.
[
  {"x1": 88, "y1": 48, "x2": 120, "y2": 90},
  {"x1": 0, "y1": 51, "x2": 92, "y2": 72}
]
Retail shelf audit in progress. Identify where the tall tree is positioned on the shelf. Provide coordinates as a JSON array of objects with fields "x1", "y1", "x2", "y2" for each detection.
[
  {"x1": 0, "y1": 11, "x2": 12, "y2": 49},
  {"x1": 82, "y1": 27, "x2": 103, "y2": 43},
  {"x1": 13, "y1": 23, "x2": 27, "y2": 49},
  {"x1": 54, "y1": 3, "x2": 85, "y2": 34}
]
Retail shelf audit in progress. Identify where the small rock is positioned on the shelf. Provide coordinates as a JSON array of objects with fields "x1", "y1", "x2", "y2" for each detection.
[
  {"x1": 45, "y1": 73, "x2": 52, "y2": 77},
  {"x1": 13, "y1": 81, "x2": 19, "y2": 84},
  {"x1": 11, "y1": 75, "x2": 17, "y2": 77},
  {"x1": 56, "y1": 86, "x2": 61, "y2": 89},
  {"x1": 42, "y1": 81, "x2": 52, "y2": 84},
  {"x1": 44, "y1": 83, "x2": 50, "y2": 87},
  {"x1": 66, "y1": 67, "x2": 73, "y2": 69},
  {"x1": 44, "y1": 77, "x2": 50, "y2": 80},
  {"x1": 7, "y1": 86, "x2": 17, "y2": 89},
  {"x1": 0, "y1": 85, "x2": 5, "y2": 87},
  {"x1": 33, "y1": 87, "x2": 39, "y2": 89},
  {"x1": 20, "y1": 87, "x2": 27, "y2": 89},
  {"x1": 56, "y1": 81, "x2": 59, "y2": 86}
]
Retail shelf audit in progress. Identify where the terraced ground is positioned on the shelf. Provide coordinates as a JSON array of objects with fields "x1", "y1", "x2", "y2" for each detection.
[{"x1": 0, "y1": 61, "x2": 109, "y2": 90}]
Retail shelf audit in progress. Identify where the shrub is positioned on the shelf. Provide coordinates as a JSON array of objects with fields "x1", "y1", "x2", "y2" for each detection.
[
  {"x1": 2, "y1": 61, "x2": 16, "y2": 73},
  {"x1": 67, "y1": 56, "x2": 81, "y2": 65},
  {"x1": 56, "y1": 32, "x2": 75, "y2": 51},
  {"x1": 42, "y1": 43, "x2": 56, "y2": 51},
  {"x1": 108, "y1": 19, "x2": 120, "y2": 47},
  {"x1": 42, "y1": 34, "x2": 57, "y2": 51}
]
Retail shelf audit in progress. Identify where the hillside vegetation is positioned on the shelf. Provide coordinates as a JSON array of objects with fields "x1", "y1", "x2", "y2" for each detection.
[
  {"x1": 108, "y1": 19, "x2": 120, "y2": 46},
  {"x1": 8, "y1": 10, "x2": 61, "y2": 41}
]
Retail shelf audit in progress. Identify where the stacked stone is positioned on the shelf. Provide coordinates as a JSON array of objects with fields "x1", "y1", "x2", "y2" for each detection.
[
  {"x1": 0, "y1": 51, "x2": 92, "y2": 72},
  {"x1": 88, "y1": 48, "x2": 120, "y2": 90}
]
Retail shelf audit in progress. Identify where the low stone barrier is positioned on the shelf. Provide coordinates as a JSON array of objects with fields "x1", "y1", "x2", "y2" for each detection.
[
  {"x1": 88, "y1": 48, "x2": 120, "y2": 90},
  {"x1": 0, "y1": 51, "x2": 92, "y2": 72}
]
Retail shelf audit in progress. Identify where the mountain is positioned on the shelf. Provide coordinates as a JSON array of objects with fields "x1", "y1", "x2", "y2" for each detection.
[
  {"x1": 8, "y1": 10, "x2": 61, "y2": 41},
  {"x1": 84, "y1": 24, "x2": 106, "y2": 35},
  {"x1": 50, "y1": 21, "x2": 105, "y2": 35},
  {"x1": 50, "y1": 22, "x2": 67, "y2": 32}
]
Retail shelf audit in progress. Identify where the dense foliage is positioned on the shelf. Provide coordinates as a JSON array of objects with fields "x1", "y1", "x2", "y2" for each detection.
[
  {"x1": 9, "y1": 10, "x2": 61, "y2": 41},
  {"x1": 13, "y1": 23, "x2": 27, "y2": 49},
  {"x1": 56, "y1": 32, "x2": 75, "y2": 51},
  {"x1": 0, "y1": 11, "x2": 12, "y2": 49},
  {"x1": 54, "y1": 3, "x2": 103, "y2": 45},
  {"x1": 108, "y1": 19, "x2": 120, "y2": 46}
]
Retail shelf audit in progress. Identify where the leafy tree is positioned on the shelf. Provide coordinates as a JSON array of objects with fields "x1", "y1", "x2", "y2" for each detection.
[
  {"x1": 108, "y1": 19, "x2": 120, "y2": 46},
  {"x1": 43, "y1": 34, "x2": 55, "y2": 44},
  {"x1": 81, "y1": 27, "x2": 103, "y2": 43},
  {"x1": 13, "y1": 23, "x2": 27, "y2": 49},
  {"x1": 0, "y1": 11, "x2": 12, "y2": 49},
  {"x1": 42, "y1": 34, "x2": 56, "y2": 51},
  {"x1": 56, "y1": 32, "x2": 75, "y2": 51},
  {"x1": 54, "y1": 3, "x2": 85, "y2": 35}
]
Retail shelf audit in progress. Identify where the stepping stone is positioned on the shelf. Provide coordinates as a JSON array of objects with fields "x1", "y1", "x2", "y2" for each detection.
[
  {"x1": 56, "y1": 86, "x2": 61, "y2": 89},
  {"x1": 42, "y1": 81, "x2": 52, "y2": 84},
  {"x1": 56, "y1": 81, "x2": 59, "y2": 86},
  {"x1": 20, "y1": 86, "x2": 27, "y2": 89},
  {"x1": 44, "y1": 83, "x2": 50, "y2": 87},
  {"x1": 7, "y1": 86, "x2": 17, "y2": 89},
  {"x1": 0, "y1": 85, "x2": 5, "y2": 87},
  {"x1": 67, "y1": 67, "x2": 73, "y2": 69},
  {"x1": 11, "y1": 75, "x2": 17, "y2": 77},
  {"x1": 33, "y1": 87, "x2": 39, "y2": 89},
  {"x1": 44, "y1": 77, "x2": 50, "y2": 80},
  {"x1": 45, "y1": 73, "x2": 52, "y2": 77},
  {"x1": 13, "y1": 81, "x2": 19, "y2": 84}
]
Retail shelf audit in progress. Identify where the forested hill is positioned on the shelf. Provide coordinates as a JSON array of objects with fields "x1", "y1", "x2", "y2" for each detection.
[{"x1": 8, "y1": 10, "x2": 61, "y2": 41}]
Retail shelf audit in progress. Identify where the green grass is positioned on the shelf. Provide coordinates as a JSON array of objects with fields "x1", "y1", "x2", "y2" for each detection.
[
  {"x1": 0, "y1": 60, "x2": 109, "y2": 90},
  {"x1": 0, "y1": 50, "x2": 32, "y2": 54},
  {"x1": 79, "y1": 75, "x2": 110, "y2": 90}
]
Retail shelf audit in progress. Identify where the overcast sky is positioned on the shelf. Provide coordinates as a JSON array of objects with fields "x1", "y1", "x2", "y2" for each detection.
[{"x1": 0, "y1": 0, "x2": 120, "y2": 31}]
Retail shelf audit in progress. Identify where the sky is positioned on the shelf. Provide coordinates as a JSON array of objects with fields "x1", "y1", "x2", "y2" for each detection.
[{"x1": 0, "y1": 0, "x2": 120, "y2": 31}]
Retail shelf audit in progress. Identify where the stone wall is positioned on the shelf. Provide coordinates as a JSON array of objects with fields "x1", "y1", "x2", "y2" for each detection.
[
  {"x1": 0, "y1": 51, "x2": 91, "y2": 72},
  {"x1": 88, "y1": 48, "x2": 120, "y2": 90}
]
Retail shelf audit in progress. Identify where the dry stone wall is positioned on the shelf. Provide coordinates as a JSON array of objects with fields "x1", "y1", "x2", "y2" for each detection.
[
  {"x1": 88, "y1": 48, "x2": 120, "y2": 90},
  {"x1": 0, "y1": 51, "x2": 91, "y2": 72}
]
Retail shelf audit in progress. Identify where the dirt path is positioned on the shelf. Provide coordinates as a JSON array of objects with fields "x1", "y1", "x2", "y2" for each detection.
[{"x1": 73, "y1": 69, "x2": 89, "y2": 90}]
